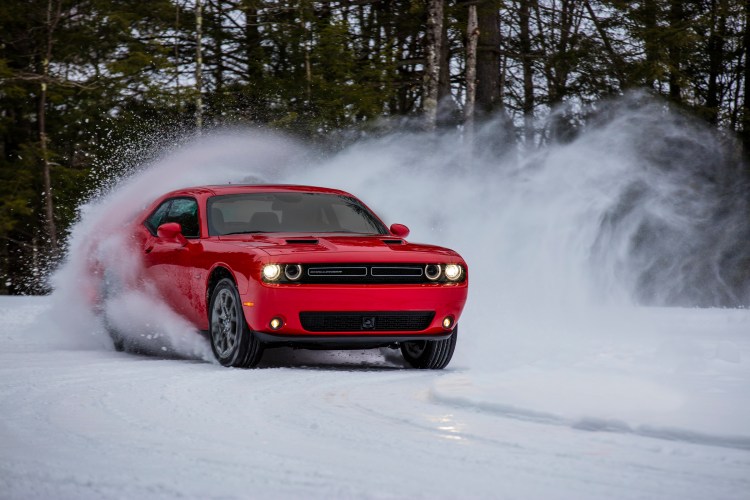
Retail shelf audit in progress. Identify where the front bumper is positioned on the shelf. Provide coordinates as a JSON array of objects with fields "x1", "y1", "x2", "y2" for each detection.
[
  {"x1": 241, "y1": 283, "x2": 467, "y2": 337},
  {"x1": 254, "y1": 331, "x2": 453, "y2": 349}
]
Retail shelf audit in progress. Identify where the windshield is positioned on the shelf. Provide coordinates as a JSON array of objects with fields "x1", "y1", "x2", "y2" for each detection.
[{"x1": 207, "y1": 192, "x2": 388, "y2": 236}]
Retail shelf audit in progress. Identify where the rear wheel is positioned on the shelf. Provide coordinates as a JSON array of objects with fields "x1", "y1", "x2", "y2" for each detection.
[
  {"x1": 101, "y1": 271, "x2": 125, "y2": 352},
  {"x1": 107, "y1": 324, "x2": 125, "y2": 352},
  {"x1": 210, "y1": 278, "x2": 264, "y2": 368},
  {"x1": 400, "y1": 326, "x2": 457, "y2": 369}
]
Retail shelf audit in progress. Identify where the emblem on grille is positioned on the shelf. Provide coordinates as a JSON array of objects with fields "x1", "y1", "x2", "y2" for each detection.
[{"x1": 361, "y1": 316, "x2": 376, "y2": 330}]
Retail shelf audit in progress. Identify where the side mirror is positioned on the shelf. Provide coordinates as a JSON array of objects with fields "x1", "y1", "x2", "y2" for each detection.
[
  {"x1": 389, "y1": 223, "x2": 410, "y2": 238},
  {"x1": 157, "y1": 222, "x2": 188, "y2": 246}
]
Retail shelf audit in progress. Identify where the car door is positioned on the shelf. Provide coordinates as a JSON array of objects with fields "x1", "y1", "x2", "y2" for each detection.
[{"x1": 141, "y1": 197, "x2": 206, "y2": 326}]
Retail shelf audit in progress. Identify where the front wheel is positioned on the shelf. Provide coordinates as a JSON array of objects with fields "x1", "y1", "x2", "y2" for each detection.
[
  {"x1": 209, "y1": 278, "x2": 264, "y2": 368},
  {"x1": 400, "y1": 326, "x2": 458, "y2": 369}
]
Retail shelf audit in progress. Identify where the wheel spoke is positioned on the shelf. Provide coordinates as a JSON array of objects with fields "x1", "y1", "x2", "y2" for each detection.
[{"x1": 211, "y1": 287, "x2": 243, "y2": 358}]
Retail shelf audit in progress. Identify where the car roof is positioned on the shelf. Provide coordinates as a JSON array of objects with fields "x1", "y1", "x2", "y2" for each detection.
[{"x1": 163, "y1": 184, "x2": 354, "y2": 198}]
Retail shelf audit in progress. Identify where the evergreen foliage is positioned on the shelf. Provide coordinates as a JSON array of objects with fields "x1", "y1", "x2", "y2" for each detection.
[{"x1": 1, "y1": 0, "x2": 749, "y2": 293}]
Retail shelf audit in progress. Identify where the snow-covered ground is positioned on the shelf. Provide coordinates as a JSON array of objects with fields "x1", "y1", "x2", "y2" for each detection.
[
  {"x1": 4, "y1": 102, "x2": 750, "y2": 498},
  {"x1": 1, "y1": 295, "x2": 748, "y2": 499}
]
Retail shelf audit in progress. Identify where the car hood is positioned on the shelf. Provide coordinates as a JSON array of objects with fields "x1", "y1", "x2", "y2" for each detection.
[{"x1": 216, "y1": 234, "x2": 461, "y2": 261}]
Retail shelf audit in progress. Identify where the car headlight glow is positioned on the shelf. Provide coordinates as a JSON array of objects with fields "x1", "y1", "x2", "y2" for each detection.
[
  {"x1": 444, "y1": 264, "x2": 462, "y2": 281},
  {"x1": 262, "y1": 264, "x2": 282, "y2": 281}
]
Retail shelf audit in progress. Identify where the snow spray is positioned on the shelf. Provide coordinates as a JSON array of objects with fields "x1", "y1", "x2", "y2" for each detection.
[{"x1": 47, "y1": 92, "x2": 750, "y2": 365}]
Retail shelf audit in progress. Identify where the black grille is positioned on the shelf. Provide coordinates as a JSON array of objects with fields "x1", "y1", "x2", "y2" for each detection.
[
  {"x1": 308, "y1": 266, "x2": 367, "y2": 277},
  {"x1": 299, "y1": 311, "x2": 435, "y2": 332},
  {"x1": 370, "y1": 266, "x2": 423, "y2": 277},
  {"x1": 299, "y1": 264, "x2": 431, "y2": 284}
]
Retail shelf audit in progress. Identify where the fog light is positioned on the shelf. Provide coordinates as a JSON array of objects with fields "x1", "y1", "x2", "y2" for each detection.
[
  {"x1": 444, "y1": 264, "x2": 462, "y2": 281},
  {"x1": 442, "y1": 316, "x2": 454, "y2": 329},
  {"x1": 263, "y1": 264, "x2": 282, "y2": 281},
  {"x1": 269, "y1": 317, "x2": 283, "y2": 330}
]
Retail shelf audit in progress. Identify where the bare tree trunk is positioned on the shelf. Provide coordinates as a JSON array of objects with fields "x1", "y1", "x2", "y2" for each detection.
[
  {"x1": 519, "y1": 0, "x2": 534, "y2": 146},
  {"x1": 465, "y1": 4, "x2": 479, "y2": 146},
  {"x1": 706, "y1": 0, "x2": 728, "y2": 125},
  {"x1": 244, "y1": 1, "x2": 262, "y2": 81},
  {"x1": 40, "y1": 0, "x2": 59, "y2": 251},
  {"x1": 175, "y1": 1, "x2": 181, "y2": 110},
  {"x1": 476, "y1": 1, "x2": 501, "y2": 114},
  {"x1": 213, "y1": 0, "x2": 224, "y2": 115},
  {"x1": 642, "y1": 0, "x2": 660, "y2": 90},
  {"x1": 667, "y1": 0, "x2": 684, "y2": 103},
  {"x1": 438, "y1": 10, "x2": 454, "y2": 121},
  {"x1": 550, "y1": 0, "x2": 576, "y2": 104},
  {"x1": 424, "y1": 0, "x2": 444, "y2": 130},
  {"x1": 195, "y1": 0, "x2": 204, "y2": 131},
  {"x1": 301, "y1": 5, "x2": 312, "y2": 104}
]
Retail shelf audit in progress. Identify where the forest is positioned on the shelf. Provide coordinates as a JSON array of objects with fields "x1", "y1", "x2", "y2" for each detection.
[{"x1": 1, "y1": 0, "x2": 749, "y2": 294}]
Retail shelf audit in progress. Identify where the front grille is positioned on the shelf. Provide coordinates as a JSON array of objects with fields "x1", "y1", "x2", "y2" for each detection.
[
  {"x1": 370, "y1": 266, "x2": 423, "y2": 277},
  {"x1": 307, "y1": 266, "x2": 367, "y2": 277},
  {"x1": 299, "y1": 311, "x2": 435, "y2": 332},
  {"x1": 300, "y1": 264, "x2": 431, "y2": 284}
]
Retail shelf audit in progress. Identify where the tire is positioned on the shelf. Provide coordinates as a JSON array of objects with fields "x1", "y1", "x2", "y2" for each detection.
[
  {"x1": 101, "y1": 271, "x2": 125, "y2": 352},
  {"x1": 400, "y1": 326, "x2": 457, "y2": 369},
  {"x1": 209, "y1": 278, "x2": 264, "y2": 368},
  {"x1": 107, "y1": 324, "x2": 125, "y2": 352}
]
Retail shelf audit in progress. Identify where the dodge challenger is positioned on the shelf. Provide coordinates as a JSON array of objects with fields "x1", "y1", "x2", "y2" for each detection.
[{"x1": 102, "y1": 184, "x2": 468, "y2": 369}]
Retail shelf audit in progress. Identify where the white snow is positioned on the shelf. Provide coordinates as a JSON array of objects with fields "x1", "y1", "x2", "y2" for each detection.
[
  {"x1": 0, "y1": 296, "x2": 748, "y2": 499},
  {"x1": 4, "y1": 100, "x2": 750, "y2": 498},
  {"x1": 433, "y1": 307, "x2": 750, "y2": 444}
]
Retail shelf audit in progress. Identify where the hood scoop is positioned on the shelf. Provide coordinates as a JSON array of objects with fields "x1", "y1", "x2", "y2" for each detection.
[
  {"x1": 382, "y1": 239, "x2": 404, "y2": 245},
  {"x1": 285, "y1": 239, "x2": 319, "y2": 245}
]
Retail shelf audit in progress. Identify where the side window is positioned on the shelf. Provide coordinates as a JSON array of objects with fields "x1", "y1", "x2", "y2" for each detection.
[
  {"x1": 164, "y1": 198, "x2": 199, "y2": 238},
  {"x1": 144, "y1": 200, "x2": 172, "y2": 235}
]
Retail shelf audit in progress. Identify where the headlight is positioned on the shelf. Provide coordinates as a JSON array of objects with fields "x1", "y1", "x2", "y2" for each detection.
[
  {"x1": 425, "y1": 264, "x2": 441, "y2": 280},
  {"x1": 284, "y1": 264, "x2": 303, "y2": 281},
  {"x1": 444, "y1": 264, "x2": 462, "y2": 281},
  {"x1": 262, "y1": 264, "x2": 282, "y2": 281}
]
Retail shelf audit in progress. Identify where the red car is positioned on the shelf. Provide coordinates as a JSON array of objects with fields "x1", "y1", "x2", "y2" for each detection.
[{"x1": 106, "y1": 185, "x2": 468, "y2": 369}]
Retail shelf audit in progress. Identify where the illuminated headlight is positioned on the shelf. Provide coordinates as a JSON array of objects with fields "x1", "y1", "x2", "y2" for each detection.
[
  {"x1": 262, "y1": 264, "x2": 282, "y2": 281},
  {"x1": 444, "y1": 264, "x2": 462, "y2": 281}
]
